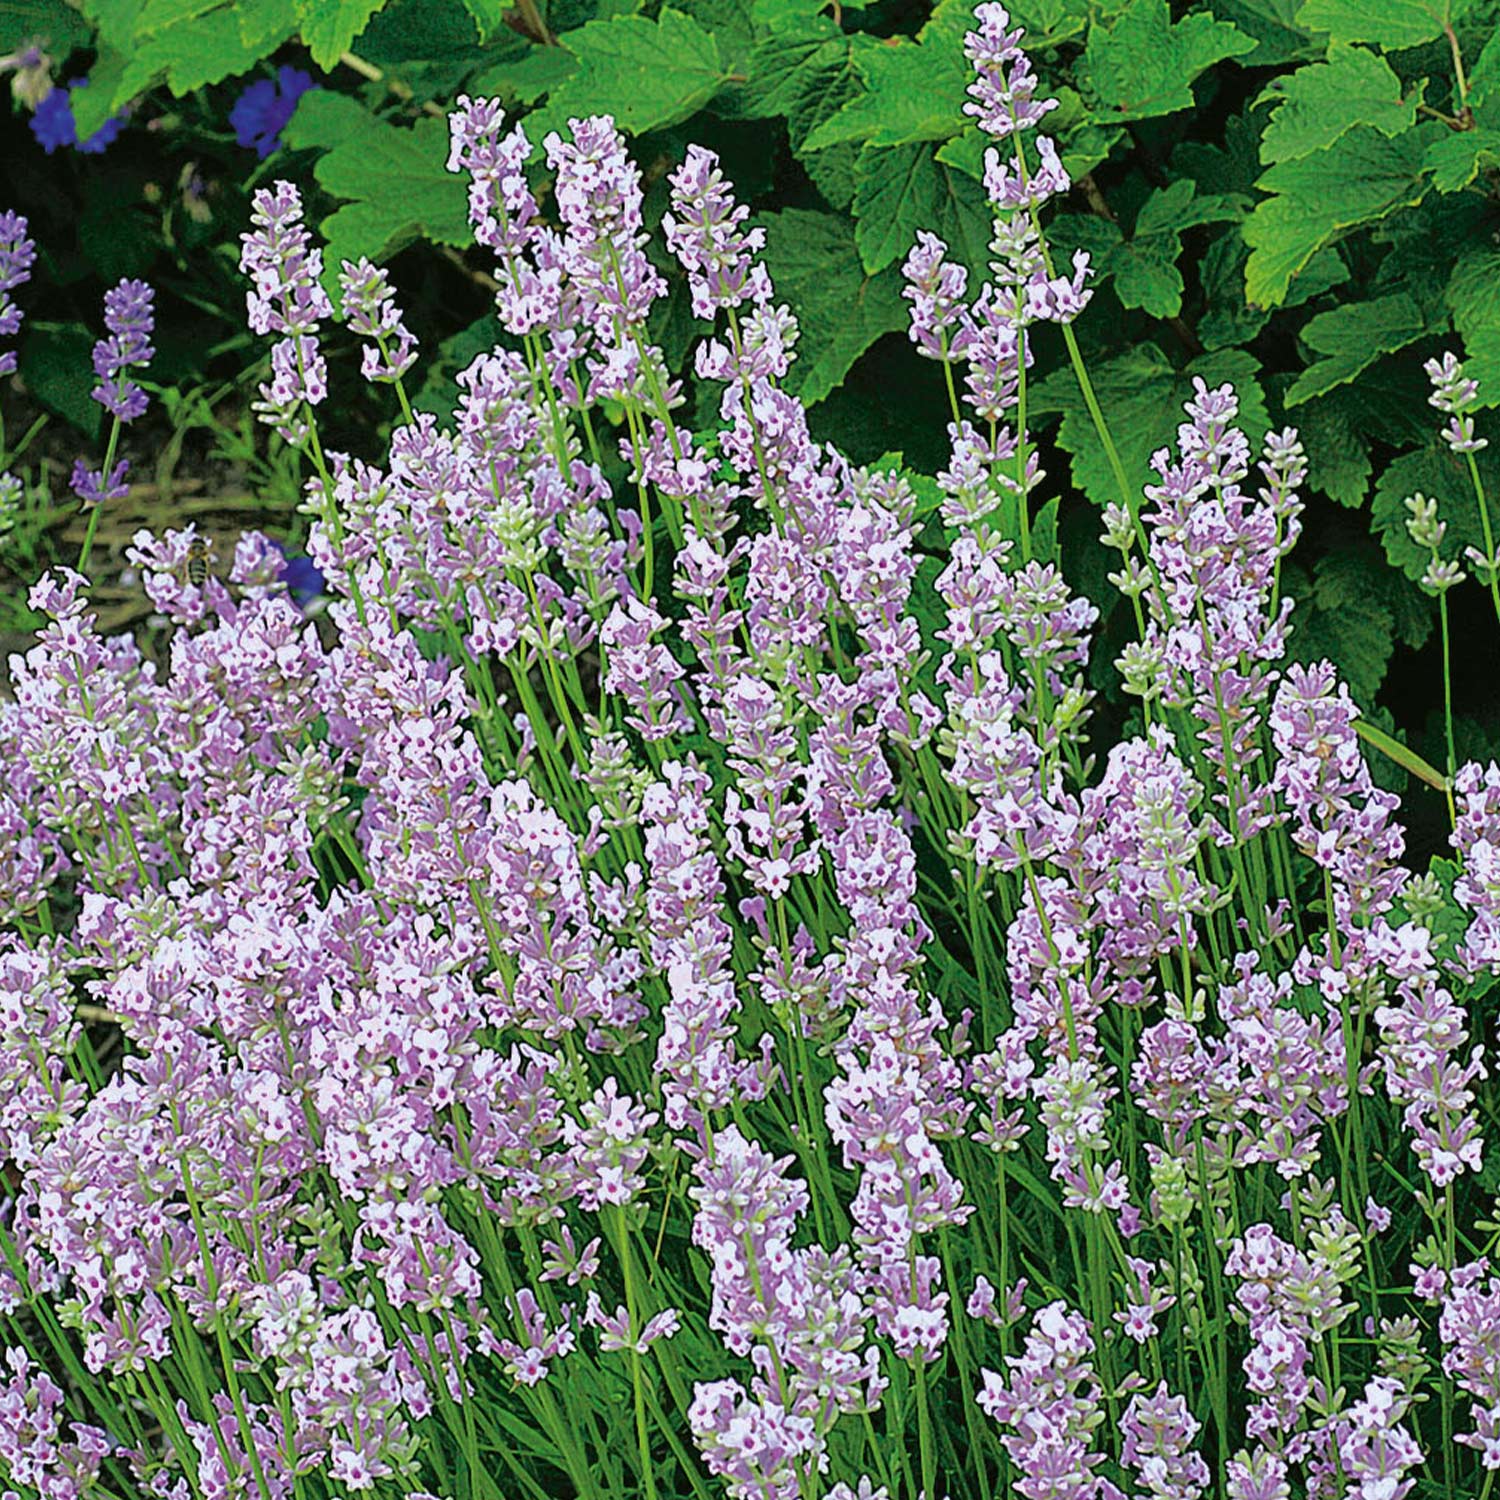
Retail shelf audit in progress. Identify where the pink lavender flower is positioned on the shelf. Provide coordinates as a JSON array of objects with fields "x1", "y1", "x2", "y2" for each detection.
[
  {"x1": 1329, "y1": 1375, "x2": 1423, "y2": 1498},
  {"x1": 339, "y1": 257, "x2": 418, "y2": 384},
  {"x1": 977, "y1": 1301, "x2": 1116, "y2": 1499},
  {"x1": 1452, "y1": 760, "x2": 1500, "y2": 974},
  {"x1": 963, "y1": 3, "x2": 1058, "y2": 137},
  {"x1": 1271, "y1": 661, "x2": 1405, "y2": 923},
  {"x1": 1426, "y1": 350, "x2": 1487, "y2": 454},
  {"x1": 1372, "y1": 966, "x2": 1485, "y2": 1187},
  {"x1": 239, "y1": 181, "x2": 333, "y2": 442},
  {"x1": 1439, "y1": 1260, "x2": 1500, "y2": 1468},
  {"x1": 689, "y1": 1380, "x2": 821, "y2": 1500},
  {"x1": 1120, "y1": 1382, "x2": 1209, "y2": 1500},
  {"x1": 902, "y1": 231, "x2": 972, "y2": 362},
  {"x1": 544, "y1": 116, "x2": 668, "y2": 403},
  {"x1": 0, "y1": 1347, "x2": 112, "y2": 1500},
  {"x1": 663, "y1": 145, "x2": 769, "y2": 319}
]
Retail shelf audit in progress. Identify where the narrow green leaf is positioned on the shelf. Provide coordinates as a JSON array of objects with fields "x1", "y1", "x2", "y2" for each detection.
[{"x1": 1354, "y1": 719, "x2": 1449, "y2": 791}]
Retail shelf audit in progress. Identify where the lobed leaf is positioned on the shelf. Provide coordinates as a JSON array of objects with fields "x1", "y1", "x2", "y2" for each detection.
[
  {"x1": 1078, "y1": 0, "x2": 1255, "y2": 122},
  {"x1": 1425, "y1": 127, "x2": 1500, "y2": 193},
  {"x1": 1030, "y1": 345, "x2": 1270, "y2": 508},
  {"x1": 536, "y1": 9, "x2": 728, "y2": 136},
  {"x1": 800, "y1": 0, "x2": 973, "y2": 150},
  {"x1": 0, "y1": 0, "x2": 92, "y2": 53},
  {"x1": 1297, "y1": 0, "x2": 1462, "y2": 50},
  {"x1": 282, "y1": 92, "x2": 472, "y2": 281},
  {"x1": 1258, "y1": 44, "x2": 1419, "y2": 164},
  {"x1": 1370, "y1": 440, "x2": 1500, "y2": 584},
  {"x1": 297, "y1": 0, "x2": 385, "y2": 70},
  {"x1": 1243, "y1": 124, "x2": 1436, "y2": 306},
  {"x1": 851, "y1": 142, "x2": 991, "y2": 275},
  {"x1": 1446, "y1": 247, "x2": 1500, "y2": 408},
  {"x1": 1285, "y1": 292, "x2": 1430, "y2": 406},
  {"x1": 758, "y1": 208, "x2": 907, "y2": 405}
]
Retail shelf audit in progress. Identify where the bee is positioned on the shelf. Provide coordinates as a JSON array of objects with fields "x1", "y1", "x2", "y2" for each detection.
[{"x1": 186, "y1": 535, "x2": 211, "y2": 588}]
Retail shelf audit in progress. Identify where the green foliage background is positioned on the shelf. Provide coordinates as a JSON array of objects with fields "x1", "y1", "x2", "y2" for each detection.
[{"x1": 4, "y1": 0, "x2": 1500, "y2": 837}]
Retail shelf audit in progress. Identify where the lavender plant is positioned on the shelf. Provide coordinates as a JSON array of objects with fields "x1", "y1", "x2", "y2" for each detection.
[{"x1": 2, "y1": 7, "x2": 1500, "y2": 1500}]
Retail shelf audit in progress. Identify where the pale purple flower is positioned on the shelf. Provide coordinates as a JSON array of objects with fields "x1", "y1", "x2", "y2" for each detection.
[
  {"x1": 663, "y1": 144, "x2": 769, "y2": 319},
  {"x1": 239, "y1": 181, "x2": 333, "y2": 442},
  {"x1": 0, "y1": 210, "x2": 36, "y2": 377},
  {"x1": 90, "y1": 277, "x2": 154, "y2": 422},
  {"x1": 339, "y1": 258, "x2": 418, "y2": 384}
]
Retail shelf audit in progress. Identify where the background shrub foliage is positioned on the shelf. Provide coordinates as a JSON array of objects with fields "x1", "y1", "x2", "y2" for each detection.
[{"x1": 3, "y1": 0, "x2": 1500, "y2": 816}]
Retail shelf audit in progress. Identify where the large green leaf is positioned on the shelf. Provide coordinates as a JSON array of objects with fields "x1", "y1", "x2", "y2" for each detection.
[
  {"x1": 85, "y1": 0, "x2": 295, "y2": 120},
  {"x1": 18, "y1": 326, "x2": 100, "y2": 440},
  {"x1": 1285, "y1": 548, "x2": 1431, "y2": 704},
  {"x1": 132, "y1": 0, "x2": 225, "y2": 31},
  {"x1": 1426, "y1": 127, "x2": 1500, "y2": 193},
  {"x1": 851, "y1": 142, "x2": 991, "y2": 275},
  {"x1": 297, "y1": 0, "x2": 384, "y2": 68},
  {"x1": 758, "y1": 208, "x2": 907, "y2": 405},
  {"x1": 1078, "y1": 0, "x2": 1255, "y2": 122},
  {"x1": 283, "y1": 92, "x2": 472, "y2": 282},
  {"x1": 1053, "y1": 180, "x2": 1242, "y2": 321},
  {"x1": 1285, "y1": 293, "x2": 1429, "y2": 406},
  {"x1": 1296, "y1": 394, "x2": 1373, "y2": 507},
  {"x1": 534, "y1": 9, "x2": 727, "y2": 136},
  {"x1": 801, "y1": 0, "x2": 973, "y2": 150},
  {"x1": 78, "y1": 0, "x2": 141, "y2": 49},
  {"x1": 0, "y1": 0, "x2": 92, "y2": 53},
  {"x1": 1297, "y1": 0, "x2": 1461, "y2": 49},
  {"x1": 1030, "y1": 345, "x2": 1270, "y2": 508},
  {"x1": 1243, "y1": 124, "x2": 1436, "y2": 306},
  {"x1": 1446, "y1": 247, "x2": 1500, "y2": 408},
  {"x1": 1258, "y1": 45, "x2": 1419, "y2": 163},
  {"x1": 238, "y1": 0, "x2": 299, "y2": 48},
  {"x1": 1116, "y1": 179, "x2": 1242, "y2": 317},
  {"x1": 1211, "y1": 0, "x2": 1322, "y2": 66},
  {"x1": 471, "y1": 45, "x2": 579, "y2": 103},
  {"x1": 459, "y1": 0, "x2": 504, "y2": 35}
]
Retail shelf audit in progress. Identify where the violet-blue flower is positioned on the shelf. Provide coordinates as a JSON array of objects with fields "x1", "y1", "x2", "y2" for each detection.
[
  {"x1": 30, "y1": 78, "x2": 123, "y2": 155},
  {"x1": 229, "y1": 66, "x2": 316, "y2": 159}
]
